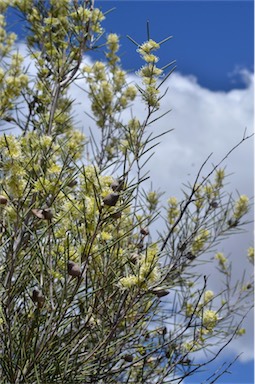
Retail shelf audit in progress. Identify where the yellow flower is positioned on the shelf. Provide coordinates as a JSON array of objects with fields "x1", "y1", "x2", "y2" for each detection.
[
  {"x1": 236, "y1": 328, "x2": 246, "y2": 336},
  {"x1": 203, "y1": 290, "x2": 214, "y2": 304},
  {"x1": 215, "y1": 252, "x2": 227, "y2": 269},
  {"x1": 142, "y1": 54, "x2": 159, "y2": 63},
  {"x1": 139, "y1": 64, "x2": 162, "y2": 78},
  {"x1": 0, "y1": 134, "x2": 22, "y2": 159},
  {"x1": 191, "y1": 229, "x2": 210, "y2": 254},
  {"x1": 202, "y1": 309, "x2": 218, "y2": 332},
  {"x1": 247, "y1": 247, "x2": 254, "y2": 264},
  {"x1": 185, "y1": 303, "x2": 194, "y2": 317},
  {"x1": 124, "y1": 85, "x2": 137, "y2": 100},
  {"x1": 145, "y1": 191, "x2": 159, "y2": 211},
  {"x1": 137, "y1": 39, "x2": 160, "y2": 56},
  {"x1": 167, "y1": 197, "x2": 179, "y2": 225},
  {"x1": 119, "y1": 275, "x2": 139, "y2": 289},
  {"x1": 107, "y1": 33, "x2": 119, "y2": 52},
  {"x1": 100, "y1": 231, "x2": 112, "y2": 241},
  {"x1": 233, "y1": 195, "x2": 249, "y2": 220},
  {"x1": 215, "y1": 168, "x2": 225, "y2": 187}
]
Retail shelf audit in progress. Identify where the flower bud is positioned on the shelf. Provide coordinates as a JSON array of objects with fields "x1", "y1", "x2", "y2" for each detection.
[
  {"x1": 67, "y1": 260, "x2": 82, "y2": 278},
  {"x1": 103, "y1": 193, "x2": 119, "y2": 206}
]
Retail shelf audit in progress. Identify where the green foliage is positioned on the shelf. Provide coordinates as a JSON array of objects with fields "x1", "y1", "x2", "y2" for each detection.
[{"x1": 0, "y1": 1, "x2": 253, "y2": 383}]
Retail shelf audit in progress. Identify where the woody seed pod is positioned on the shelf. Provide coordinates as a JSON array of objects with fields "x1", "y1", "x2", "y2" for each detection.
[
  {"x1": 123, "y1": 354, "x2": 133, "y2": 362},
  {"x1": 32, "y1": 209, "x2": 45, "y2": 219},
  {"x1": 32, "y1": 208, "x2": 53, "y2": 220},
  {"x1": 210, "y1": 200, "x2": 219, "y2": 209},
  {"x1": 186, "y1": 252, "x2": 196, "y2": 260},
  {"x1": 151, "y1": 288, "x2": 169, "y2": 298},
  {"x1": 42, "y1": 208, "x2": 53, "y2": 220},
  {"x1": 103, "y1": 193, "x2": 119, "y2": 207},
  {"x1": 111, "y1": 178, "x2": 124, "y2": 192},
  {"x1": 111, "y1": 211, "x2": 122, "y2": 219},
  {"x1": 140, "y1": 227, "x2": 149, "y2": 236},
  {"x1": 67, "y1": 179, "x2": 77, "y2": 188},
  {"x1": 228, "y1": 218, "x2": 239, "y2": 228},
  {"x1": 0, "y1": 195, "x2": 8, "y2": 205},
  {"x1": 67, "y1": 260, "x2": 82, "y2": 278},
  {"x1": 32, "y1": 288, "x2": 45, "y2": 308}
]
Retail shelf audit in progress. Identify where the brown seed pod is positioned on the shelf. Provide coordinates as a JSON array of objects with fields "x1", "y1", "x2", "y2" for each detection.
[
  {"x1": 32, "y1": 288, "x2": 45, "y2": 308},
  {"x1": 111, "y1": 178, "x2": 124, "y2": 192},
  {"x1": 42, "y1": 208, "x2": 53, "y2": 220},
  {"x1": 151, "y1": 288, "x2": 169, "y2": 298},
  {"x1": 178, "y1": 242, "x2": 187, "y2": 252},
  {"x1": 103, "y1": 193, "x2": 119, "y2": 207},
  {"x1": 67, "y1": 260, "x2": 82, "y2": 278},
  {"x1": 123, "y1": 354, "x2": 133, "y2": 362},
  {"x1": 32, "y1": 208, "x2": 53, "y2": 220},
  {"x1": 32, "y1": 209, "x2": 45, "y2": 219},
  {"x1": 111, "y1": 211, "x2": 122, "y2": 219},
  {"x1": 186, "y1": 252, "x2": 196, "y2": 260},
  {"x1": 67, "y1": 179, "x2": 77, "y2": 188},
  {"x1": 210, "y1": 200, "x2": 219, "y2": 209},
  {"x1": 228, "y1": 218, "x2": 239, "y2": 228},
  {"x1": 0, "y1": 195, "x2": 8, "y2": 205},
  {"x1": 140, "y1": 227, "x2": 149, "y2": 236}
]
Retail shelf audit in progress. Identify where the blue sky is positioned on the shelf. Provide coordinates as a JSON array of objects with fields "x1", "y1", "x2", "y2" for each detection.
[
  {"x1": 5, "y1": 1, "x2": 254, "y2": 383},
  {"x1": 96, "y1": 0, "x2": 253, "y2": 91}
]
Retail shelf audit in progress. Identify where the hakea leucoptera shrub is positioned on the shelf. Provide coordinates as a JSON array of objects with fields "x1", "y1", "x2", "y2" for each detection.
[{"x1": 0, "y1": 1, "x2": 253, "y2": 383}]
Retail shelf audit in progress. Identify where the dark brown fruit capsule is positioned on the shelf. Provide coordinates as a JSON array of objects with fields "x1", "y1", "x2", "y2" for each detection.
[
  {"x1": 210, "y1": 200, "x2": 219, "y2": 209},
  {"x1": 186, "y1": 252, "x2": 196, "y2": 260},
  {"x1": 228, "y1": 218, "x2": 238, "y2": 228},
  {"x1": 67, "y1": 260, "x2": 82, "y2": 278},
  {"x1": 0, "y1": 195, "x2": 8, "y2": 205},
  {"x1": 111, "y1": 211, "x2": 122, "y2": 219},
  {"x1": 32, "y1": 209, "x2": 45, "y2": 219},
  {"x1": 140, "y1": 227, "x2": 149, "y2": 236},
  {"x1": 111, "y1": 178, "x2": 124, "y2": 192},
  {"x1": 32, "y1": 288, "x2": 45, "y2": 308},
  {"x1": 123, "y1": 354, "x2": 133, "y2": 362},
  {"x1": 151, "y1": 288, "x2": 169, "y2": 298},
  {"x1": 42, "y1": 208, "x2": 53, "y2": 220},
  {"x1": 103, "y1": 193, "x2": 119, "y2": 207},
  {"x1": 32, "y1": 208, "x2": 53, "y2": 220},
  {"x1": 67, "y1": 179, "x2": 77, "y2": 188}
]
